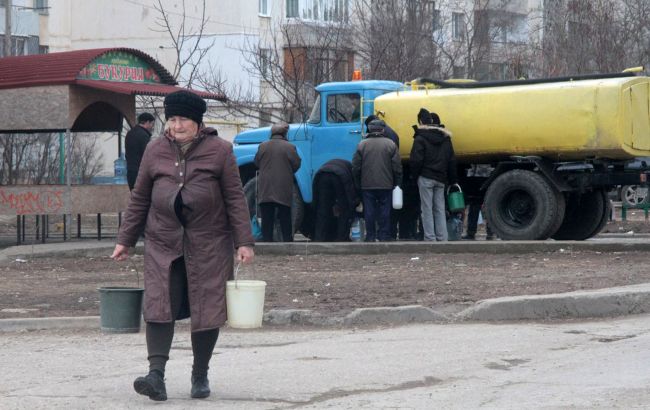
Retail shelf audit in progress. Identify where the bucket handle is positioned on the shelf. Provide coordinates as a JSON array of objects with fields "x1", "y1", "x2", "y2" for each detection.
[
  {"x1": 447, "y1": 183, "x2": 462, "y2": 195},
  {"x1": 234, "y1": 261, "x2": 241, "y2": 289}
]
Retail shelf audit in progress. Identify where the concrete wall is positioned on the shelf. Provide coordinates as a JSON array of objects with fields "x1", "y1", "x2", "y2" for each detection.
[{"x1": 0, "y1": 86, "x2": 69, "y2": 132}]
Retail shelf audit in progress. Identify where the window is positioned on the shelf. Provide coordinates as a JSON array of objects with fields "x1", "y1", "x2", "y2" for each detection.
[
  {"x1": 489, "y1": 11, "x2": 527, "y2": 44},
  {"x1": 326, "y1": 93, "x2": 360, "y2": 124},
  {"x1": 432, "y1": 8, "x2": 441, "y2": 33},
  {"x1": 286, "y1": 0, "x2": 349, "y2": 23},
  {"x1": 259, "y1": 0, "x2": 270, "y2": 16},
  {"x1": 12, "y1": 37, "x2": 26, "y2": 56},
  {"x1": 452, "y1": 12, "x2": 465, "y2": 40},
  {"x1": 259, "y1": 111, "x2": 272, "y2": 127},
  {"x1": 308, "y1": 95, "x2": 322, "y2": 124},
  {"x1": 287, "y1": 0, "x2": 299, "y2": 17},
  {"x1": 34, "y1": 0, "x2": 48, "y2": 14},
  {"x1": 259, "y1": 48, "x2": 271, "y2": 77}
]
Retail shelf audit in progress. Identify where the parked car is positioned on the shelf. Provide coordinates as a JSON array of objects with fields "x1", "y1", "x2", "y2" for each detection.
[{"x1": 609, "y1": 157, "x2": 650, "y2": 206}]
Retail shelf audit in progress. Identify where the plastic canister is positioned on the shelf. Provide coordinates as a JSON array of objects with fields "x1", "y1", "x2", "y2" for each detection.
[
  {"x1": 113, "y1": 154, "x2": 127, "y2": 184},
  {"x1": 392, "y1": 186, "x2": 403, "y2": 209},
  {"x1": 350, "y1": 217, "x2": 362, "y2": 241}
]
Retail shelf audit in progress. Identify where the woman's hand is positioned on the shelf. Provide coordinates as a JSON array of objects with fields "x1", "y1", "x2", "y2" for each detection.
[
  {"x1": 236, "y1": 246, "x2": 254, "y2": 264},
  {"x1": 111, "y1": 244, "x2": 130, "y2": 261}
]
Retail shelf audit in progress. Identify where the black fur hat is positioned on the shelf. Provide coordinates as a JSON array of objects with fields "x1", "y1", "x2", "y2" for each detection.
[{"x1": 164, "y1": 90, "x2": 207, "y2": 125}]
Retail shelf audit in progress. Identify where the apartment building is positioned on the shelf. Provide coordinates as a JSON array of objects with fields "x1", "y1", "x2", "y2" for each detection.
[{"x1": 0, "y1": 0, "x2": 44, "y2": 57}]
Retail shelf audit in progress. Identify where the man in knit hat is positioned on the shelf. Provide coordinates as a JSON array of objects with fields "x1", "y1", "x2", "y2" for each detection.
[
  {"x1": 352, "y1": 119, "x2": 402, "y2": 242},
  {"x1": 254, "y1": 121, "x2": 302, "y2": 241}
]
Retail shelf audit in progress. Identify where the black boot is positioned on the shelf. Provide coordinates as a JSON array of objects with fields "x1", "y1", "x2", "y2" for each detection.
[
  {"x1": 134, "y1": 370, "x2": 167, "y2": 401},
  {"x1": 191, "y1": 374, "x2": 211, "y2": 399}
]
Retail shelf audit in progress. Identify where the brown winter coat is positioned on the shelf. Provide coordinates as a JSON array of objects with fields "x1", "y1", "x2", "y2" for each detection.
[
  {"x1": 254, "y1": 134, "x2": 301, "y2": 206},
  {"x1": 117, "y1": 128, "x2": 254, "y2": 332}
]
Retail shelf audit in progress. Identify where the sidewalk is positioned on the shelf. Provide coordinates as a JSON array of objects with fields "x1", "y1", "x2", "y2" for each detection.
[
  {"x1": 2, "y1": 238, "x2": 650, "y2": 332},
  {"x1": 2, "y1": 316, "x2": 650, "y2": 408}
]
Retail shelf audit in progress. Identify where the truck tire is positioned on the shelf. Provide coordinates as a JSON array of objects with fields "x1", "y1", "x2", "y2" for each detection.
[
  {"x1": 243, "y1": 177, "x2": 304, "y2": 241},
  {"x1": 484, "y1": 170, "x2": 565, "y2": 240},
  {"x1": 551, "y1": 189, "x2": 608, "y2": 240}
]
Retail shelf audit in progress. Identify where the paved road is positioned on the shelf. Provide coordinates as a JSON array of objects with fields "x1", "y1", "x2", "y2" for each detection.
[{"x1": 2, "y1": 315, "x2": 650, "y2": 409}]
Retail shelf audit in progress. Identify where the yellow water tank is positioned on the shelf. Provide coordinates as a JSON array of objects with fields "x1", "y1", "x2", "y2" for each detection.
[{"x1": 375, "y1": 76, "x2": 650, "y2": 162}]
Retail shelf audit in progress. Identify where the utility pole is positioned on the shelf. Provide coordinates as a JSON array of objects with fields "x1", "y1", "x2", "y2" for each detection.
[{"x1": 4, "y1": 0, "x2": 11, "y2": 57}]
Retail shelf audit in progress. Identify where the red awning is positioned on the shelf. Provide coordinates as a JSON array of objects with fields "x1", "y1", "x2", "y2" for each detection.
[{"x1": 75, "y1": 79, "x2": 226, "y2": 101}]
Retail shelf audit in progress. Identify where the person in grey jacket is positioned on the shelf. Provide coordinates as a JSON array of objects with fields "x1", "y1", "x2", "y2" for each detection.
[
  {"x1": 352, "y1": 119, "x2": 403, "y2": 241},
  {"x1": 409, "y1": 108, "x2": 457, "y2": 241},
  {"x1": 254, "y1": 121, "x2": 301, "y2": 242}
]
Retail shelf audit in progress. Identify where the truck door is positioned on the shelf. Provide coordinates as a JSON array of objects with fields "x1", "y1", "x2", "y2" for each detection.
[{"x1": 309, "y1": 92, "x2": 363, "y2": 175}]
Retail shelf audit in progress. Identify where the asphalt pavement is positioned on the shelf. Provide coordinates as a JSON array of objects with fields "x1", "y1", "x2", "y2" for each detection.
[
  {"x1": 2, "y1": 316, "x2": 650, "y2": 409},
  {"x1": 2, "y1": 238, "x2": 650, "y2": 409}
]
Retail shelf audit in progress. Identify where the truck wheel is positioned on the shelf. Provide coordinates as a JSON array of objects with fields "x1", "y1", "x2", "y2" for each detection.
[
  {"x1": 243, "y1": 177, "x2": 304, "y2": 241},
  {"x1": 484, "y1": 170, "x2": 565, "y2": 240},
  {"x1": 551, "y1": 189, "x2": 608, "y2": 240}
]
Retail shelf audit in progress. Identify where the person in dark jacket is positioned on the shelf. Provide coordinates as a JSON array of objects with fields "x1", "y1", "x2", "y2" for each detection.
[
  {"x1": 312, "y1": 159, "x2": 359, "y2": 241},
  {"x1": 254, "y1": 122, "x2": 302, "y2": 242},
  {"x1": 352, "y1": 119, "x2": 403, "y2": 242},
  {"x1": 364, "y1": 114, "x2": 399, "y2": 148},
  {"x1": 125, "y1": 112, "x2": 155, "y2": 190},
  {"x1": 409, "y1": 108, "x2": 457, "y2": 241},
  {"x1": 111, "y1": 90, "x2": 255, "y2": 401}
]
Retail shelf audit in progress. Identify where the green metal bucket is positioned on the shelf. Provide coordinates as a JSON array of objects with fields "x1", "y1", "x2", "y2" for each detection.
[
  {"x1": 98, "y1": 287, "x2": 144, "y2": 333},
  {"x1": 447, "y1": 184, "x2": 466, "y2": 212}
]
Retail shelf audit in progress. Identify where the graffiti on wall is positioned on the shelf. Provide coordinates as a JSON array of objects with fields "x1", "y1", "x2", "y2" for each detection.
[{"x1": 0, "y1": 189, "x2": 65, "y2": 215}]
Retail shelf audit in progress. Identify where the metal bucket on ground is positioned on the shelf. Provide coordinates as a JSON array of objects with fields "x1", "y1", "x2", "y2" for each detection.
[{"x1": 98, "y1": 287, "x2": 144, "y2": 333}]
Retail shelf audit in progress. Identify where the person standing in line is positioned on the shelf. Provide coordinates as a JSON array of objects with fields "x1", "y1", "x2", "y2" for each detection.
[
  {"x1": 254, "y1": 121, "x2": 302, "y2": 242},
  {"x1": 312, "y1": 159, "x2": 359, "y2": 241},
  {"x1": 111, "y1": 90, "x2": 255, "y2": 401},
  {"x1": 125, "y1": 112, "x2": 155, "y2": 190},
  {"x1": 352, "y1": 119, "x2": 403, "y2": 242},
  {"x1": 409, "y1": 108, "x2": 457, "y2": 241},
  {"x1": 364, "y1": 114, "x2": 399, "y2": 148},
  {"x1": 462, "y1": 165, "x2": 495, "y2": 240}
]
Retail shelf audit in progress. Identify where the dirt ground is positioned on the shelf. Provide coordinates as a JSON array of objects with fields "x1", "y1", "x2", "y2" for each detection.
[{"x1": 2, "y1": 216, "x2": 650, "y2": 320}]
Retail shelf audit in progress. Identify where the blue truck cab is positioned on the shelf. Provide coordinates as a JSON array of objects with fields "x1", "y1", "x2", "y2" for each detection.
[{"x1": 233, "y1": 80, "x2": 403, "y2": 236}]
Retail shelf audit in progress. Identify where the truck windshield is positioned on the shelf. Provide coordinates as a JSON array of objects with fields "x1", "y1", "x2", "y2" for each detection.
[{"x1": 307, "y1": 95, "x2": 321, "y2": 124}]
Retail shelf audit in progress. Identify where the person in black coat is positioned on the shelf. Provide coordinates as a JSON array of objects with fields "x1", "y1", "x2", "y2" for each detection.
[
  {"x1": 125, "y1": 112, "x2": 155, "y2": 190},
  {"x1": 409, "y1": 108, "x2": 457, "y2": 241},
  {"x1": 312, "y1": 159, "x2": 359, "y2": 241}
]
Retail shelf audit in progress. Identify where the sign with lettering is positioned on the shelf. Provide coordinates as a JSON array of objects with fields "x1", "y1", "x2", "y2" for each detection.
[{"x1": 77, "y1": 51, "x2": 161, "y2": 84}]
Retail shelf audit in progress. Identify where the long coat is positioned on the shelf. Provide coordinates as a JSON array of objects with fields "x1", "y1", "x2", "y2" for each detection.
[
  {"x1": 254, "y1": 134, "x2": 301, "y2": 206},
  {"x1": 117, "y1": 128, "x2": 254, "y2": 332},
  {"x1": 124, "y1": 124, "x2": 152, "y2": 190}
]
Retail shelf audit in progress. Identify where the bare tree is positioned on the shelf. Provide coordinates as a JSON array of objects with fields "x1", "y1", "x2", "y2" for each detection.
[
  {"x1": 0, "y1": 133, "x2": 104, "y2": 185},
  {"x1": 197, "y1": 18, "x2": 354, "y2": 124},
  {"x1": 137, "y1": 0, "x2": 214, "y2": 123},
  {"x1": 352, "y1": 0, "x2": 440, "y2": 81},
  {"x1": 534, "y1": 0, "x2": 650, "y2": 77}
]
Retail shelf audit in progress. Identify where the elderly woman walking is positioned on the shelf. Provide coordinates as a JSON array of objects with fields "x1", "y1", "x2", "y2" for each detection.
[{"x1": 111, "y1": 90, "x2": 255, "y2": 401}]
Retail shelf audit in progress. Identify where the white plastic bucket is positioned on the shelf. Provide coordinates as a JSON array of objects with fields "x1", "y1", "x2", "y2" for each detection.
[{"x1": 226, "y1": 280, "x2": 267, "y2": 328}]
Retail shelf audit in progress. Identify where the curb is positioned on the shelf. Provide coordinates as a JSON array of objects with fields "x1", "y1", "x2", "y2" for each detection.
[
  {"x1": 4, "y1": 239, "x2": 650, "y2": 262},
  {"x1": 458, "y1": 283, "x2": 650, "y2": 321},
  {"x1": 4, "y1": 284, "x2": 650, "y2": 332}
]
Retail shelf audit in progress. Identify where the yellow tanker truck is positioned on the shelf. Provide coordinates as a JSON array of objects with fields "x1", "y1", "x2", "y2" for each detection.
[
  {"x1": 373, "y1": 71, "x2": 650, "y2": 240},
  {"x1": 234, "y1": 71, "x2": 650, "y2": 241}
]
